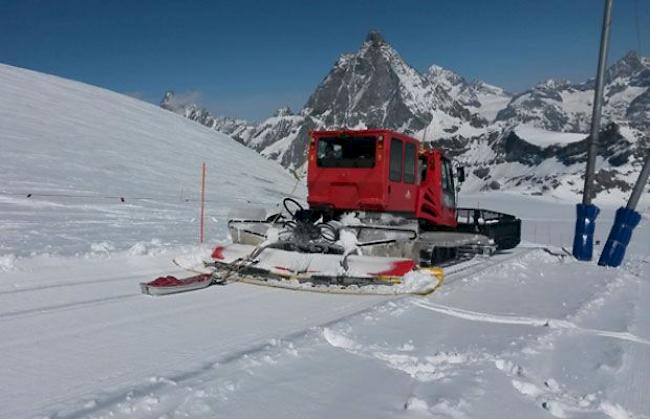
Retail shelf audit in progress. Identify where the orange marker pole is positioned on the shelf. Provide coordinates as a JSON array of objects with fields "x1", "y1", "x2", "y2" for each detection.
[{"x1": 199, "y1": 162, "x2": 206, "y2": 244}]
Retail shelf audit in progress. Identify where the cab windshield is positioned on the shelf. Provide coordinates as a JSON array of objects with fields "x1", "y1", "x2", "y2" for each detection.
[{"x1": 316, "y1": 136, "x2": 376, "y2": 168}]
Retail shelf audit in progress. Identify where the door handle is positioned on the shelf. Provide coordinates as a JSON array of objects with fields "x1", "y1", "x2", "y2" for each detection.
[{"x1": 388, "y1": 185, "x2": 391, "y2": 194}]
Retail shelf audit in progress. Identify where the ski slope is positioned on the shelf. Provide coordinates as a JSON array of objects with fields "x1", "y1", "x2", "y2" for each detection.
[
  {"x1": 0, "y1": 63, "x2": 303, "y2": 257},
  {"x1": 1, "y1": 64, "x2": 650, "y2": 419}
]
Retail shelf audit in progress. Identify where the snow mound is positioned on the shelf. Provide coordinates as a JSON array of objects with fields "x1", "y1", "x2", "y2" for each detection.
[
  {"x1": 514, "y1": 125, "x2": 586, "y2": 147},
  {"x1": 0, "y1": 254, "x2": 17, "y2": 272}
]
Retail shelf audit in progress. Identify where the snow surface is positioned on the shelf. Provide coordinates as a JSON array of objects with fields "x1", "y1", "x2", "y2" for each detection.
[
  {"x1": 1, "y1": 64, "x2": 650, "y2": 419},
  {"x1": 2, "y1": 199, "x2": 649, "y2": 419},
  {"x1": 471, "y1": 91, "x2": 512, "y2": 121}
]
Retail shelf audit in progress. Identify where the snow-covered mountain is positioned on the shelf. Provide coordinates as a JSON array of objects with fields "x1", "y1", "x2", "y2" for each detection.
[
  {"x1": 162, "y1": 32, "x2": 492, "y2": 169},
  {"x1": 454, "y1": 51, "x2": 649, "y2": 201},
  {"x1": 303, "y1": 32, "x2": 482, "y2": 132},
  {"x1": 0, "y1": 63, "x2": 302, "y2": 256},
  {"x1": 453, "y1": 122, "x2": 642, "y2": 203},
  {"x1": 496, "y1": 51, "x2": 650, "y2": 132},
  {"x1": 162, "y1": 33, "x2": 649, "y2": 203}
]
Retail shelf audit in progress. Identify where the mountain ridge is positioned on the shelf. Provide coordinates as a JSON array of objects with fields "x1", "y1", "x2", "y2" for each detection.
[{"x1": 161, "y1": 32, "x2": 649, "y2": 202}]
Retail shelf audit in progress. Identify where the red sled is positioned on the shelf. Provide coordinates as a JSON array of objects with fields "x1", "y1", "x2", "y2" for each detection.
[{"x1": 140, "y1": 273, "x2": 215, "y2": 296}]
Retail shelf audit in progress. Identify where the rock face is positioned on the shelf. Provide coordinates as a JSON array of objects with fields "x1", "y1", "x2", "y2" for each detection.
[
  {"x1": 425, "y1": 65, "x2": 512, "y2": 123},
  {"x1": 161, "y1": 33, "x2": 649, "y2": 202},
  {"x1": 495, "y1": 80, "x2": 589, "y2": 132}
]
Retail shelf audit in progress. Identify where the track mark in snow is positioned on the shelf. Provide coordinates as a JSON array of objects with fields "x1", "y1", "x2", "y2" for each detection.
[
  {"x1": 0, "y1": 293, "x2": 139, "y2": 321},
  {"x1": 443, "y1": 247, "x2": 543, "y2": 282},
  {"x1": 414, "y1": 300, "x2": 567, "y2": 326},
  {"x1": 0, "y1": 268, "x2": 178, "y2": 296},
  {"x1": 48, "y1": 302, "x2": 385, "y2": 418},
  {"x1": 413, "y1": 301, "x2": 650, "y2": 347},
  {"x1": 51, "y1": 337, "x2": 298, "y2": 419}
]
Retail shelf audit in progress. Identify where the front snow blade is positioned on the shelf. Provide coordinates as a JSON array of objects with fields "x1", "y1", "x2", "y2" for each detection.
[
  {"x1": 208, "y1": 243, "x2": 417, "y2": 281},
  {"x1": 232, "y1": 266, "x2": 444, "y2": 296},
  {"x1": 205, "y1": 243, "x2": 445, "y2": 296}
]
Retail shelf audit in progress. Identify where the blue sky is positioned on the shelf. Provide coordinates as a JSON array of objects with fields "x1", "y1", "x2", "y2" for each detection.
[{"x1": 1, "y1": 0, "x2": 648, "y2": 121}]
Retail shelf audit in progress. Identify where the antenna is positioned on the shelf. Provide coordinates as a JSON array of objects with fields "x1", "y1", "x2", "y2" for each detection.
[
  {"x1": 634, "y1": 0, "x2": 642, "y2": 55},
  {"x1": 421, "y1": 125, "x2": 429, "y2": 144}
]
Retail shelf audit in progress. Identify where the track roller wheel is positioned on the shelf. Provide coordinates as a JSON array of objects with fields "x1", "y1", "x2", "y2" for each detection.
[{"x1": 431, "y1": 246, "x2": 458, "y2": 265}]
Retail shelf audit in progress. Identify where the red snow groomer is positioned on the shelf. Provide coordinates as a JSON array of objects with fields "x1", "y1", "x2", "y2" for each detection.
[
  {"x1": 142, "y1": 129, "x2": 520, "y2": 296},
  {"x1": 304, "y1": 129, "x2": 520, "y2": 257}
]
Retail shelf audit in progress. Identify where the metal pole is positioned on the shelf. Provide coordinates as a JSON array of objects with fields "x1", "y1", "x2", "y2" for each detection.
[
  {"x1": 573, "y1": 0, "x2": 614, "y2": 261},
  {"x1": 583, "y1": 0, "x2": 614, "y2": 205},
  {"x1": 627, "y1": 152, "x2": 650, "y2": 210},
  {"x1": 199, "y1": 162, "x2": 206, "y2": 244}
]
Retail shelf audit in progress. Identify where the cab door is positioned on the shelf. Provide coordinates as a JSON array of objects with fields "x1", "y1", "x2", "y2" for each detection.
[{"x1": 387, "y1": 137, "x2": 418, "y2": 212}]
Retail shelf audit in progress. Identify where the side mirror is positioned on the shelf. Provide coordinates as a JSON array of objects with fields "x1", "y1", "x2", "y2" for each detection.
[{"x1": 457, "y1": 166, "x2": 466, "y2": 183}]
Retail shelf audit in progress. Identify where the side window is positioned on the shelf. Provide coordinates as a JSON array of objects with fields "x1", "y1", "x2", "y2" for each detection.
[
  {"x1": 418, "y1": 156, "x2": 427, "y2": 183},
  {"x1": 389, "y1": 139, "x2": 403, "y2": 182},
  {"x1": 404, "y1": 143, "x2": 416, "y2": 184},
  {"x1": 441, "y1": 162, "x2": 449, "y2": 189},
  {"x1": 441, "y1": 158, "x2": 456, "y2": 208},
  {"x1": 447, "y1": 162, "x2": 456, "y2": 193}
]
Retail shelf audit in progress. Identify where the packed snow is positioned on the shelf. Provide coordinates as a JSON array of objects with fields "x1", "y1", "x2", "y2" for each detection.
[{"x1": 1, "y1": 64, "x2": 649, "y2": 419}]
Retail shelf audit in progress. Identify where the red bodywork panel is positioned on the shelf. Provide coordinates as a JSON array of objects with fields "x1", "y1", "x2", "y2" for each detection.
[{"x1": 307, "y1": 129, "x2": 457, "y2": 228}]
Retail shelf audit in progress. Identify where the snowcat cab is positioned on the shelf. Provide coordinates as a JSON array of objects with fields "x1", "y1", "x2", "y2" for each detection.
[
  {"x1": 306, "y1": 129, "x2": 520, "y2": 250},
  {"x1": 307, "y1": 129, "x2": 458, "y2": 229}
]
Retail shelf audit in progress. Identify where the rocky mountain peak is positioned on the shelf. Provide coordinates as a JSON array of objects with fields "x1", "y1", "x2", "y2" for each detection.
[
  {"x1": 606, "y1": 50, "x2": 649, "y2": 81},
  {"x1": 304, "y1": 32, "x2": 443, "y2": 132},
  {"x1": 160, "y1": 90, "x2": 175, "y2": 110},
  {"x1": 426, "y1": 64, "x2": 465, "y2": 87},
  {"x1": 273, "y1": 106, "x2": 293, "y2": 117},
  {"x1": 534, "y1": 79, "x2": 573, "y2": 91},
  {"x1": 365, "y1": 31, "x2": 385, "y2": 46}
]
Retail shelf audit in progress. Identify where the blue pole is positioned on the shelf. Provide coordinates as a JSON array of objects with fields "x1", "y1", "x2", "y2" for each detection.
[
  {"x1": 573, "y1": 203, "x2": 600, "y2": 261},
  {"x1": 598, "y1": 152, "x2": 650, "y2": 267},
  {"x1": 597, "y1": 207, "x2": 641, "y2": 267}
]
